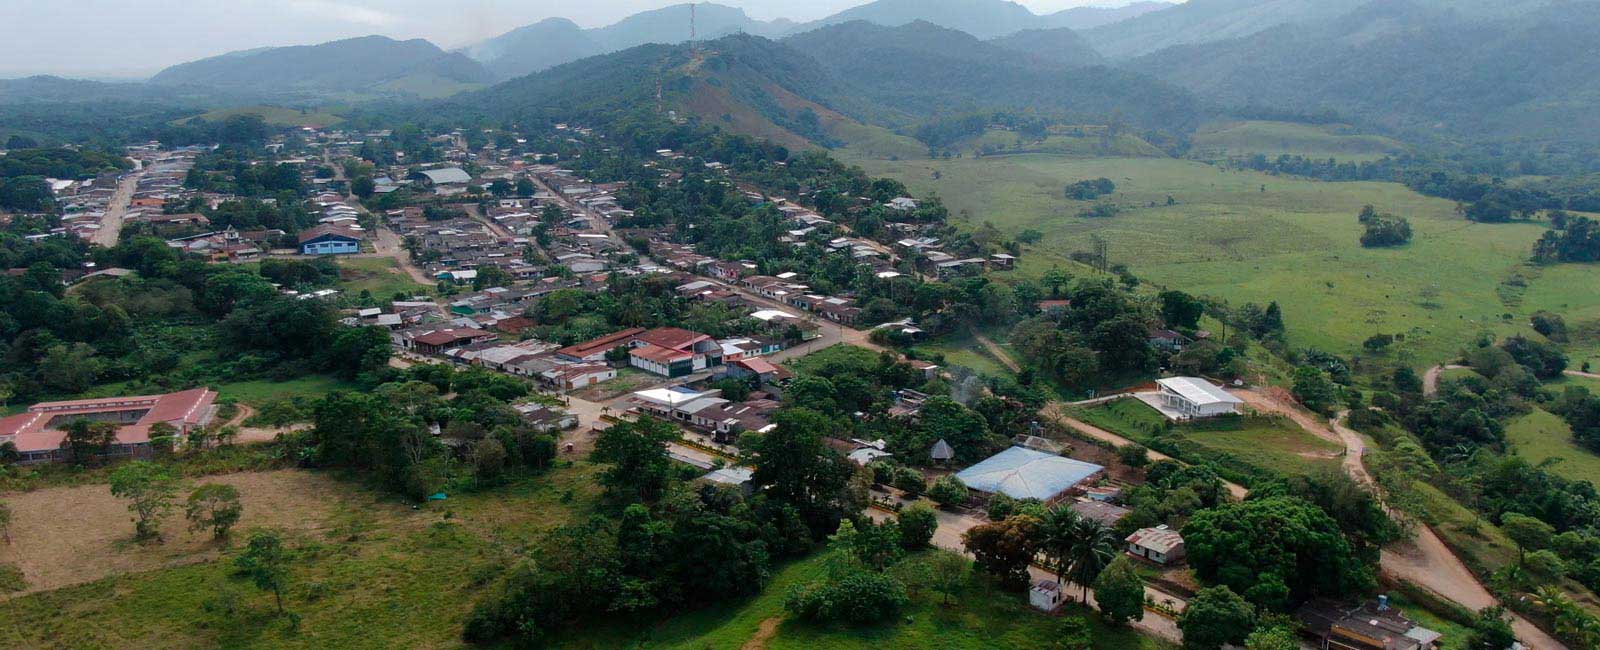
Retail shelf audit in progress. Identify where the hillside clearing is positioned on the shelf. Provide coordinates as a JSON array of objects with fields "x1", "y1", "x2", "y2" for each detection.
[
  {"x1": 178, "y1": 105, "x2": 346, "y2": 128},
  {"x1": 1189, "y1": 120, "x2": 1407, "y2": 163}
]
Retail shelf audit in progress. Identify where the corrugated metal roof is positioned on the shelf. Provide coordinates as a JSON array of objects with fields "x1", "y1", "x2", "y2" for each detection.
[
  {"x1": 1155, "y1": 377, "x2": 1243, "y2": 406},
  {"x1": 955, "y1": 446, "x2": 1103, "y2": 501}
]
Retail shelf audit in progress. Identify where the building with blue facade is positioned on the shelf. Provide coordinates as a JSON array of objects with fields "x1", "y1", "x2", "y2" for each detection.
[{"x1": 298, "y1": 224, "x2": 363, "y2": 255}]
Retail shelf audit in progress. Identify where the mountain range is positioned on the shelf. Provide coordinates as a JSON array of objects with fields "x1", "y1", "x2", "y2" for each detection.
[
  {"x1": 462, "y1": 0, "x2": 1174, "y2": 80},
  {"x1": 148, "y1": 35, "x2": 493, "y2": 99}
]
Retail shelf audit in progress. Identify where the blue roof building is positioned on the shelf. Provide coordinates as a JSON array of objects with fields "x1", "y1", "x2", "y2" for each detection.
[{"x1": 954, "y1": 446, "x2": 1105, "y2": 503}]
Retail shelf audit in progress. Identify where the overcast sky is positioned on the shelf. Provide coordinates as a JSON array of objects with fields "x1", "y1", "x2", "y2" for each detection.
[{"x1": 1, "y1": 0, "x2": 1146, "y2": 79}]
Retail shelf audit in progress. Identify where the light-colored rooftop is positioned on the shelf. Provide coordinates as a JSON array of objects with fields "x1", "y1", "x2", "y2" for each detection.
[{"x1": 955, "y1": 446, "x2": 1104, "y2": 501}]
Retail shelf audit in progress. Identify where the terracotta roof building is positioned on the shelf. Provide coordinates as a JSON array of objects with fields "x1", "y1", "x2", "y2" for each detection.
[{"x1": 0, "y1": 388, "x2": 218, "y2": 463}]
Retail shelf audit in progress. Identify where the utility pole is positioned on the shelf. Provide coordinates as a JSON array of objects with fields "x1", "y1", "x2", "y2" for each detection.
[{"x1": 690, "y1": 2, "x2": 697, "y2": 53}]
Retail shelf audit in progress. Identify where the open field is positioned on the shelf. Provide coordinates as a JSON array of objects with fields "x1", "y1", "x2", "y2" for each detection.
[
  {"x1": 913, "y1": 332, "x2": 1014, "y2": 379},
  {"x1": 0, "y1": 470, "x2": 370, "y2": 597},
  {"x1": 1076, "y1": 398, "x2": 1343, "y2": 479},
  {"x1": 0, "y1": 464, "x2": 604, "y2": 648},
  {"x1": 837, "y1": 149, "x2": 1600, "y2": 366},
  {"x1": 179, "y1": 105, "x2": 346, "y2": 128},
  {"x1": 335, "y1": 256, "x2": 432, "y2": 301},
  {"x1": 1189, "y1": 120, "x2": 1407, "y2": 163},
  {"x1": 215, "y1": 376, "x2": 361, "y2": 407},
  {"x1": 551, "y1": 550, "x2": 1170, "y2": 650},
  {"x1": 1505, "y1": 409, "x2": 1600, "y2": 483}
]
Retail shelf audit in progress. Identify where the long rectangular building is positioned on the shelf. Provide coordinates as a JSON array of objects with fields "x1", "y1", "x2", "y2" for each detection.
[{"x1": 0, "y1": 388, "x2": 218, "y2": 463}]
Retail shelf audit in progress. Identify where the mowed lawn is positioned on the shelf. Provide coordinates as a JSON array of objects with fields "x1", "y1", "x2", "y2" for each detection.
[
  {"x1": 215, "y1": 375, "x2": 361, "y2": 407},
  {"x1": 840, "y1": 149, "x2": 1600, "y2": 365}
]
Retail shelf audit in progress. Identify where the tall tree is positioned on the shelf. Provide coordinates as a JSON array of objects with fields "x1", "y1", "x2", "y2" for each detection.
[
  {"x1": 1093, "y1": 555, "x2": 1146, "y2": 625},
  {"x1": 591, "y1": 416, "x2": 680, "y2": 504},
  {"x1": 109, "y1": 461, "x2": 181, "y2": 541},
  {"x1": 235, "y1": 529, "x2": 292, "y2": 614},
  {"x1": 185, "y1": 483, "x2": 244, "y2": 540},
  {"x1": 1180, "y1": 585, "x2": 1256, "y2": 650}
]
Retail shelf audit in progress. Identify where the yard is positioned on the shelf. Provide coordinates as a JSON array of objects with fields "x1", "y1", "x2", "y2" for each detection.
[
  {"x1": 335, "y1": 256, "x2": 431, "y2": 301},
  {"x1": 1075, "y1": 398, "x2": 1343, "y2": 481},
  {"x1": 837, "y1": 147, "x2": 1600, "y2": 368}
]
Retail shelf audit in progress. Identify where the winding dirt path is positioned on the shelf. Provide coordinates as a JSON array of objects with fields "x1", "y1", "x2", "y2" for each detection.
[
  {"x1": 1244, "y1": 388, "x2": 1567, "y2": 649},
  {"x1": 973, "y1": 332, "x2": 1021, "y2": 373}
]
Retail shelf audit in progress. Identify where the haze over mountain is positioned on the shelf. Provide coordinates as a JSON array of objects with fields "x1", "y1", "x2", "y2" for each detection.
[
  {"x1": 463, "y1": 0, "x2": 1172, "y2": 81},
  {"x1": 1083, "y1": 0, "x2": 1560, "y2": 59},
  {"x1": 149, "y1": 35, "x2": 493, "y2": 98},
  {"x1": 1130, "y1": 0, "x2": 1600, "y2": 144}
]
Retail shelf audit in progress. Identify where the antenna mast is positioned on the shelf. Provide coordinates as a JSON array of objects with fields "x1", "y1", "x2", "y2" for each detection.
[{"x1": 690, "y1": 2, "x2": 698, "y2": 52}]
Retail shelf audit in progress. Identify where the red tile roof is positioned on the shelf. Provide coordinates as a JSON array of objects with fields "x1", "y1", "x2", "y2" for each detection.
[
  {"x1": 635, "y1": 327, "x2": 710, "y2": 351},
  {"x1": 0, "y1": 388, "x2": 218, "y2": 454},
  {"x1": 556, "y1": 327, "x2": 646, "y2": 359}
]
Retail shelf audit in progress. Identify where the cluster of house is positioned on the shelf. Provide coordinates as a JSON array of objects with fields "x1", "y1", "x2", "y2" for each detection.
[
  {"x1": 0, "y1": 388, "x2": 219, "y2": 464},
  {"x1": 384, "y1": 205, "x2": 542, "y2": 282}
]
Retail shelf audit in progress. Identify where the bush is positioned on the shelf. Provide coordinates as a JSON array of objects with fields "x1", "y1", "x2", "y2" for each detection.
[
  {"x1": 986, "y1": 492, "x2": 1017, "y2": 520},
  {"x1": 784, "y1": 570, "x2": 909, "y2": 624},
  {"x1": 928, "y1": 475, "x2": 968, "y2": 508},
  {"x1": 898, "y1": 504, "x2": 938, "y2": 550}
]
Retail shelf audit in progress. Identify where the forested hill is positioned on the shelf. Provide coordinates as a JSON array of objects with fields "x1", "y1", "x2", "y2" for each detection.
[
  {"x1": 783, "y1": 21, "x2": 1199, "y2": 132},
  {"x1": 149, "y1": 35, "x2": 492, "y2": 97},
  {"x1": 1082, "y1": 0, "x2": 1559, "y2": 60},
  {"x1": 453, "y1": 28, "x2": 1200, "y2": 148},
  {"x1": 986, "y1": 27, "x2": 1105, "y2": 68},
  {"x1": 1128, "y1": 0, "x2": 1600, "y2": 145}
]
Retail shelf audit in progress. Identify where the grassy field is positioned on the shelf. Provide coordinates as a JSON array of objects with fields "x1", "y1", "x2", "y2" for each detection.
[
  {"x1": 1077, "y1": 398, "x2": 1342, "y2": 479},
  {"x1": 913, "y1": 331, "x2": 1015, "y2": 379},
  {"x1": 180, "y1": 105, "x2": 346, "y2": 128},
  {"x1": 0, "y1": 464, "x2": 604, "y2": 649},
  {"x1": 552, "y1": 550, "x2": 1169, "y2": 650},
  {"x1": 836, "y1": 148, "x2": 1600, "y2": 366},
  {"x1": 1504, "y1": 409, "x2": 1600, "y2": 483},
  {"x1": 335, "y1": 256, "x2": 431, "y2": 301},
  {"x1": 215, "y1": 376, "x2": 361, "y2": 407},
  {"x1": 1189, "y1": 120, "x2": 1407, "y2": 163}
]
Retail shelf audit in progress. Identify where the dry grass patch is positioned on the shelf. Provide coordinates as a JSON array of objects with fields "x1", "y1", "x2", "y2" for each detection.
[{"x1": 0, "y1": 470, "x2": 395, "y2": 597}]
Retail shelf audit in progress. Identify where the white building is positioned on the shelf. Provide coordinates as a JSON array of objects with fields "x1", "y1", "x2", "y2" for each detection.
[
  {"x1": 1152, "y1": 377, "x2": 1244, "y2": 420},
  {"x1": 1126, "y1": 525, "x2": 1186, "y2": 565}
]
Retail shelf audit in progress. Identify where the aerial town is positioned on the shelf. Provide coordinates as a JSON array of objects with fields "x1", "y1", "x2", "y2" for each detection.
[{"x1": 2, "y1": 1, "x2": 1598, "y2": 649}]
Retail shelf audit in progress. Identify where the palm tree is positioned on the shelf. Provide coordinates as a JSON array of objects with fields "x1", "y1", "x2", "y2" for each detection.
[
  {"x1": 1064, "y1": 517, "x2": 1119, "y2": 602},
  {"x1": 1036, "y1": 506, "x2": 1081, "y2": 593}
]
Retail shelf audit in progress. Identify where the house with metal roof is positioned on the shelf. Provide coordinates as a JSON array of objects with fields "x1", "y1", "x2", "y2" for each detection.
[
  {"x1": 1150, "y1": 376, "x2": 1244, "y2": 420},
  {"x1": 953, "y1": 446, "x2": 1105, "y2": 503}
]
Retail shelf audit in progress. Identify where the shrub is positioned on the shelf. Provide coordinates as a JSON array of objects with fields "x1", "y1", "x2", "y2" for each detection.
[{"x1": 784, "y1": 570, "x2": 909, "y2": 624}]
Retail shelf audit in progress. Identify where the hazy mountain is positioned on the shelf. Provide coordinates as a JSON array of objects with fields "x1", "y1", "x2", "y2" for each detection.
[
  {"x1": 1085, "y1": 0, "x2": 1560, "y2": 60},
  {"x1": 1037, "y1": 2, "x2": 1175, "y2": 30},
  {"x1": 987, "y1": 27, "x2": 1105, "y2": 68},
  {"x1": 588, "y1": 3, "x2": 786, "y2": 50},
  {"x1": 463, "y1": 19, "x2": 602, "y2": 81},
  {"x1": 784, "y1": 21, "x2": 1198, "y2": 131},
  {"x1": 150, "y1": 35, "x2": 492, "y2": 97},
  {"x1": 788, "y1": 0, "x2": 1042, "y2": 39},
  {"x1": 1130, "y1": 0, "x2": 1600, "y2": 143},
  {"x1": 0, "y1": 75, "x2": 244, "y2": 106},
  {"x1": 467, "y1": 3, "x2": 787, "y2": 81}
]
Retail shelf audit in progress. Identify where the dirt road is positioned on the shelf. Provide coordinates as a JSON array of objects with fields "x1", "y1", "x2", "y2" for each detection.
[
  {"x1": 1037, "y1": 401, "x2": 1250, "y2": 500},
  {"x1": 1242, "y1": 388, "x2": 1567, "y2": 649},
  {"x1": 90, "y1": 172, "x2": 139, "y2": 247},
  {"x1": 1423, "y1": 364, "x2": 1468, "y2": 397},
  {"x1": 973, "y1": 333, "x2": 1021, "y2": 373}
]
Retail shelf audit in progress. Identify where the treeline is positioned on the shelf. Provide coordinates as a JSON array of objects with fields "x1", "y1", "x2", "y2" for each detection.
[
  {"x1": 0, "y1": 147, "x2": 133, "y2": 213},
  {"x1": 0, "y1": 231, "x2": 388, "y2": 403},
  {"x1": 1234, "y1": 154, "x2": 1600, "y2": 218},
  {"x1": 1533, "y1": 213, "x2": 1600, "y2": 264},
  {"x1": 184, "y1": 146, "x2": 304, "y2": 197}
]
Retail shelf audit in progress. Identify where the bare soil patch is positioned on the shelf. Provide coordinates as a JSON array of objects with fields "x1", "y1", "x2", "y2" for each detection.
[{"x1": 0, "y1": 470, "x2": 380, "y2": 597}]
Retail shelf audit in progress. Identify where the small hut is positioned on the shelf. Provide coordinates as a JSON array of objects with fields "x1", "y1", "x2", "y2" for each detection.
[{"x1": 929, "y1": 439, "x2": 954, "y2": 464}]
